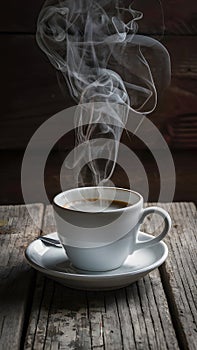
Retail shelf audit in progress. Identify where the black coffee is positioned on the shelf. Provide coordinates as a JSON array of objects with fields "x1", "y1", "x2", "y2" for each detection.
[{"x1": 64, "y1": 198, "x2": 129, "y2": 212}]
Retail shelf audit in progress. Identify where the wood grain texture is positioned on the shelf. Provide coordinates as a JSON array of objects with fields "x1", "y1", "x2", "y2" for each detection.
[
  {"x1": 160, "y1": 203, "x2": 197, "y2": 350},
  {"x1": 87, "y1": 291, "x2": 105, "y2": 349},
  {"x1": 25, "y1": 205, "x2": 57, "y2": 350},
  {"x1": 1, "y1": 34, "x2": 197, "y2": 150},
  {"x1": 0, "y1": 0, "x2": 197, "y2": 34},
  {"x1": 125, "y1": 272, "x2": 179, "y2": 350},
  {"x1": 25, "y1": 205, "x2": 92, "y2": 349},
  {"x1": 142, "y1": 202, "x2": 197, "y2": 350},
  {"x1": 25, "y1": 273, "x2": 179, "y2": 349},
  {"x1": 0, "y1": 204, "x2": 44, "y2": 350}
]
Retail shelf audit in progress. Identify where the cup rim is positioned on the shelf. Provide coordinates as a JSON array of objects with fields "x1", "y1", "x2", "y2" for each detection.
[{"x1": 53, "y1": 187, "x2": 142, "y2": 214}]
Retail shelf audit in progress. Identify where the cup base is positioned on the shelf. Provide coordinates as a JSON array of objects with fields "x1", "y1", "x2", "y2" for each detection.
[
  {"x1": 69, "y1": 260, "x2": 123, "y2": 273},
  {"x1": 63, "y1": 244, "x2": 127, "y2": 272}
]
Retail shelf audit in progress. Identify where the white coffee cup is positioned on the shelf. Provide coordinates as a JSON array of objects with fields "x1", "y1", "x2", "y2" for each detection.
[{"x1": 53, "y1": 187, "x2": 171, "y2": 271}]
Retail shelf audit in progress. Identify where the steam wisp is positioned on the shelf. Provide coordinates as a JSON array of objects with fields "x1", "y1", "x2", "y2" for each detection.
[{"x1": 36, "y1": 0, "x2": 170, "y2": 187}]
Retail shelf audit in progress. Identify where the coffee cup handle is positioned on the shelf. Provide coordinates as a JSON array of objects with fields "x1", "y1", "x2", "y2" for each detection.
[{"x1": 134, "y1": 206, "x2": 171, "y2": 251}]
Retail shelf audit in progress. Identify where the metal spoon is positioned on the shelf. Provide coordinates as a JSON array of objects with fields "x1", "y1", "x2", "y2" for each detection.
[{"x1": 38, "y1": 236, "x2": 62, "y2": 248}]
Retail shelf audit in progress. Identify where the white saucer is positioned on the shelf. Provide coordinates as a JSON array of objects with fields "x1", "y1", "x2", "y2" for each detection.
[{"x1": 25, "y1": 232, "x2": 168, "y2": 291}]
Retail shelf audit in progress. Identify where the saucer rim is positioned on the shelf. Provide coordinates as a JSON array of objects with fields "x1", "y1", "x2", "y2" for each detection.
[{"x1": 25, "y1": 231, "x2": 168, "y2": 280}]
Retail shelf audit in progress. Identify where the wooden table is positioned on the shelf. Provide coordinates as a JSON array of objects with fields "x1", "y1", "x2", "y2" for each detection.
[{"x1": 0, "y1": 202, "x2": 196, "y2": 349}]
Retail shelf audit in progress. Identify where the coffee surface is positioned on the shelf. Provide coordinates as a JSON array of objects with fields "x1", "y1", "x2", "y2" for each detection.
[{"x1": 64, "y1": 198, "x2": 129, "y2": 212}]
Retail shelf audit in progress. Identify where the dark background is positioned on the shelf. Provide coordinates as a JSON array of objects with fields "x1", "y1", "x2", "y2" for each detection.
[{"x1": 0, "y1": 0, "x2": 197, "y2": 204}]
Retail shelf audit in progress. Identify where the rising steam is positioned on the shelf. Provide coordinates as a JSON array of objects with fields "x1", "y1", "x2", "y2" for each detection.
[{"x1": 36, "y1": 0, "x2": 170, "y2": 186}]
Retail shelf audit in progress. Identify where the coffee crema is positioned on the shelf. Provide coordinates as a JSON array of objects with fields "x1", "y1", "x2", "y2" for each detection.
[{"x1": 63, "y1": 198, "x2": 129, "y2": 212}]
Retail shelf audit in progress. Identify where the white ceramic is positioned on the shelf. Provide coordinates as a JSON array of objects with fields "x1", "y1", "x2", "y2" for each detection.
[
  {"x1": 53, "y1": 187, "x2": 171, "y2": 271},
  {"x1": 25, "y1": 232, "x2": 168, "y2": 291}
]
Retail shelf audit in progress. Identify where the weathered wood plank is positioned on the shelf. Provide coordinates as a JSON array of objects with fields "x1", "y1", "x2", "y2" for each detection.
[
  {"x1": 0, "y1": 0, "x2": 197, "y2": 34},
  {"x1": 25, "y1": 205, "x2": 56, "y2": 349},
  {"x1": 25, "y1": 205, "x2": 91, "y2": 349},
  {"x1": 25, "y1": 274, "x2": 179, "y2": 350},
  {"x1": 48, "y1": 286, "x2": 91, "y2": 349},
  {"x1": 24, "y1": 274, "x2": 53, "y2": 350},
  {"x1": 0, "y1": 204, "x2": 44, "y2": 350},
  {"x1": 26, "y1": 279, "x2": 92, "y2": 349},
  {"x1": 124, "y1": 271, "x2": 179, "y2": 350},
  {"x1": 87, "y1": 291, "x2": 105, "y2": 349},
  {"x1": 159, "y1": 202, "x2": 197, "y2": 350},
  {"x1": 114, "y1": 288, "x2": 136, "y2": 349},
  {"x1": 142, "y1": 202, "x2": 197, "y2": 349},
  {"x1": 102, "y1": 292, "x2": 123, "y2": 349},
  {"x1": 1, "y1": 35, "x2": 197, "y2": 150}
]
